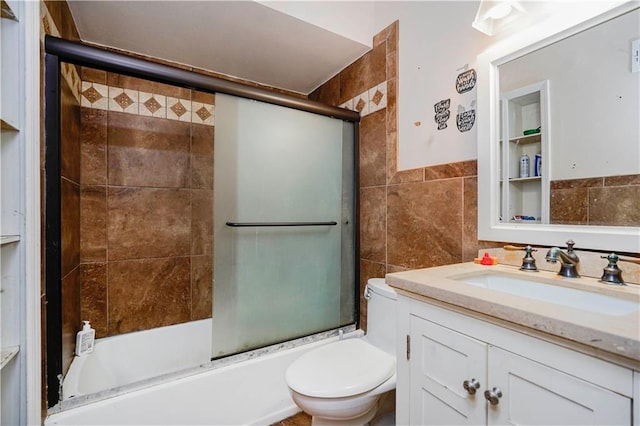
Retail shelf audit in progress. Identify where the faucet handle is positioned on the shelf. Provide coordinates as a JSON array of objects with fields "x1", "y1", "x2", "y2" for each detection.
[
  {"x1": 600, "y1": 253, "x2": 626, "y2": 286},
  {"x1": 504, "y1": 244, "x2": 537, "y2": 252},
  {"x1": 600, "y1": 253, "x2": 640, "y2": 264},
  {"x1": 565, "y1": 240, "x2": 576, "y2": 251},
  {"x1": 617, "y1": 255, "x2": 640, "y2": 265},
  {"x1": 503, "y1": 245, "x2": 538, "y2": 272}
]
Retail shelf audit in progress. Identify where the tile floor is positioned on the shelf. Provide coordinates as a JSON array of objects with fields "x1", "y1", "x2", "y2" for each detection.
[{"x1": 272, "y1": 411, "x2": 311, "y2": 426}]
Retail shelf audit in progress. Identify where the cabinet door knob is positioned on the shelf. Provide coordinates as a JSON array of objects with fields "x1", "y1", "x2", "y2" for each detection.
[
  {"x1": 484, "y1": 387, "x2": 503, "y2": 405},
  {"x1": 462, "y1": 378, "x2": 481, "y2": 395}
]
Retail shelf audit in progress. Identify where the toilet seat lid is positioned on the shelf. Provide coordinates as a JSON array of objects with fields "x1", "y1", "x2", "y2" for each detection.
[{"x1": 286, "y1": 338, "x2": 396, "y2": 398}]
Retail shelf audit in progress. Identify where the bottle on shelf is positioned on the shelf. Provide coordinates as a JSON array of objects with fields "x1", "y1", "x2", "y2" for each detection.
[
  {"x1": 534, "y1": 153, "x2": 541, "y2": 177},
  {"x1": 519, "y1": 154, "x2": 530, "y2": 178}
]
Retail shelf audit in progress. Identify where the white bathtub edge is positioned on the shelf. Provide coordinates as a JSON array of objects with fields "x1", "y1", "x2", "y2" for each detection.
[{"x1": 47, "y1": 328, "x2": 362, "y2": 425}]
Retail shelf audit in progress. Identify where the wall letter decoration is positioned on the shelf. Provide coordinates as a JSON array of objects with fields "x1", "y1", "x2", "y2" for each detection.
[
  {"x1": 434, "y1": 98, "x2": 451, "y2": 130},
  {"x1": 455, "y1": 68, "x2": 477, "y2": 94},
  {"x1": 456, "y1": 101, "x2": 476, "y2": 132}
]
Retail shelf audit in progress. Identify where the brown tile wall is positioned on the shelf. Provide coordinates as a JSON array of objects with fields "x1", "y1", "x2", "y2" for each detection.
[
  {"x1": 310, "y1": 22, "x2": 498, "y2": 329},
  {"x1": 78, "y1": 69, "x2": 214, "y2": 338},
  {"x1": 550, "y1": 174, "x2": 640, "y2": 226},
  {"x1": 60, "y1": 75, "x2": 81, "y2": 376}
]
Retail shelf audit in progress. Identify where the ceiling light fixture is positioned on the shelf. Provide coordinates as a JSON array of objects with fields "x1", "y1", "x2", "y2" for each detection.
[{"x1": 472, "y1": 0, "x2": 526, "y2": 36}]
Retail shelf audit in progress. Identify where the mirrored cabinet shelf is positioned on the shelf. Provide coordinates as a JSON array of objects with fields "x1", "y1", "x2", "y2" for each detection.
[
  {"x1": 0, "y1": 235, "x2": 20, "y2": 245},
  {"x1": 506, "y1": 176, "x2": 542, "y2": 183},
  {"x1": 1, "y1": 119, "x2": 19, "y2": 132},
  {"x1": 499, "y1": 81, "x2": 549, "y2": 224},
  {"x1": 0, "y1": 346, "x2": 19, "y2": 370},
  {"x1": 501, "y1": 133, "x2": 541, "y2": 145}
]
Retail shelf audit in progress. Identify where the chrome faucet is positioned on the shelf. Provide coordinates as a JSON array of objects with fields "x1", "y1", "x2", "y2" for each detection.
[{"x1": 545, "y1": 240, "x2": 580, "y2": 278}]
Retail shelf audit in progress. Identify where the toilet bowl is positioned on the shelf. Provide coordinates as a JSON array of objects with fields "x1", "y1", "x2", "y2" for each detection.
[{"x1": 285, "y1": 278, "x2": 397, "y2": 425}]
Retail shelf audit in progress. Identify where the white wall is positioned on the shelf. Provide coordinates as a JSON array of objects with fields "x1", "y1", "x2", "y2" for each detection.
[
  {"x1": 373, "y1": 1, "x2": 495, "y2": 170},
  {"x1": 370, "y1": 1, "x2": 632, "y2": 172},
  {"x1": 263, "y1": 1, "x2": 634, "y2": 172}
]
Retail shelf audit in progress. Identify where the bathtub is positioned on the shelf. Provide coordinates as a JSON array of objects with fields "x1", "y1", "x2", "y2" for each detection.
[
  {"x1": 62, "y1": 319, "x2": 213, "y2": 398},
  {"x1": 46, "y1": 320, "x2": 356, "y2": 425}
]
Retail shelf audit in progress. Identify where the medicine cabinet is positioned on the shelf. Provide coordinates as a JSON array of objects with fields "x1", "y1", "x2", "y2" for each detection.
[
  {"x1": 477, "y1": 2, "x2": 640, "y2": 252},
  {"x1": 499, "y1": 81, "x2": 549, "y2": 224}
]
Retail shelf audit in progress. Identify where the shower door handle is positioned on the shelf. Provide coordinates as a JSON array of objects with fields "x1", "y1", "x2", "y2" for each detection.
[{"x1": 225, "y1": 221, "x2": 338, "y2": 227}]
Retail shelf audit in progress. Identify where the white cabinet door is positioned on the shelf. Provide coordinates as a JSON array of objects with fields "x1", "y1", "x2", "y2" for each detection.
[
  {"x1": 409, "y1": 315, "x2": 487, "y2": 425},
  {"x1": 487, "y1": 346, "x2": 631, "y2": 425}
]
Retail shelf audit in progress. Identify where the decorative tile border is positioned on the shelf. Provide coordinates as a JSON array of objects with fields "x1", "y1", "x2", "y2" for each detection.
[
  {"x1": 43, "y1": 3, "x2": 213, "y2": 126},
  {"x1": 81, "y1": 81, "x2": 215, "y2": 126},
  {"x1": 44, "y1": 0, "x2": 365, "y2": 126},
  {"x1": 340, "y1": 81, "x2": 387, "y2": 117}
]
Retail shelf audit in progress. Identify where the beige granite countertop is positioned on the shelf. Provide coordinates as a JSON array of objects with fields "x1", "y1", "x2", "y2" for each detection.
[{"x1": 386, "y1": 263, "x2": 640, "y2": 367}]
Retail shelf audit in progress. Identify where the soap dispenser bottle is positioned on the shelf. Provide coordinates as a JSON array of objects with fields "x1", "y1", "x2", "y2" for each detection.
[{"x1": 75, "y1": 320, "x2": 95, "y2": 356}]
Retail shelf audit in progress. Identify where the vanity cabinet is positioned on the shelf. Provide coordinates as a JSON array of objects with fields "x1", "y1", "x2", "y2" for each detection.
[
  {"x1": 407, "y1": 314, "x2": 486, "y2": 425},
  {"x1": 499, "y1": 81, "x2": 549, "y2": 224},
  {"x1": 397, "y1": 294, "x2": 634, "y2": 425}
]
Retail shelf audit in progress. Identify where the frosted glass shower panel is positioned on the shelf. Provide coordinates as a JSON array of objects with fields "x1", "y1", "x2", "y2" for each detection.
[{"x1": 213, "y1": 94, "x2": 353, "y2": 358}]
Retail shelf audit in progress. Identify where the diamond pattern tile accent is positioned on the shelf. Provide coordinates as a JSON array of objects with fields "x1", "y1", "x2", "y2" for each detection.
[
  {"x1": 195, "y1": 106, "x2": 212, "y2": 121},
  {"x1": 368, "y1": 83, "x2": 387, "y2": 114},
  {"x1": 371, "y1": 90, "x2": 384, "y2": 106},
  {"x1": 80, "y1": 80, "x2": 214, "y2": 126},
  {"x1": 79, "y1": 77, "x2": 393, "y2": 121},
  {"x1": 114, "y1": 92, "x2": 134, "y2": 109},
  {"x1": 340, "y1": 82, "x2": 388, "y2": 117},
  {"x1": 144, "y1": 97, "x2": 162, "y2": 114},
  {"x1": 83, "y1": 86, "x2": 103, "y2": 104},
  {"x1": 171, "y1": 101, "x2": 187, "y2": 117}
]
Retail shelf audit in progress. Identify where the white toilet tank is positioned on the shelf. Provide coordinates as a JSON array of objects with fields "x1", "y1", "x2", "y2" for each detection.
[{"x1": 364, "y1": 278, "x2": 397, "y2": 356}]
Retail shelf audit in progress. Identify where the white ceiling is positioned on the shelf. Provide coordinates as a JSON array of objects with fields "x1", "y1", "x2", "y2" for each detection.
[{"x1": 67, "y1": 1, "x2": 373, "y2": 95}]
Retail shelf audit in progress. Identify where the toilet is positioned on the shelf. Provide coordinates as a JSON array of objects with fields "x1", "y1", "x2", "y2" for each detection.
[{"x1": 285, "y1": 278, "x2": 397, "y2": 425}]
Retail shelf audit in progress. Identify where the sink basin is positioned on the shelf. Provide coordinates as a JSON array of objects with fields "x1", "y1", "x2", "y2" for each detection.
[{"x1": 451, "y1": 272, "x2": 639, "y2": 317}]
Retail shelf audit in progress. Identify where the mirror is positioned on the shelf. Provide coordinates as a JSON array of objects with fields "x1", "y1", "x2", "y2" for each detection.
[{"x1": 477, "y1": 3, "x2": 640, "y2": 252}]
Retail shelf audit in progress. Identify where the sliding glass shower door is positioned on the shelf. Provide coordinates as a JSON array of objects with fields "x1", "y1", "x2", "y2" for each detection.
[{"x1": 212, "y1": 94, "x2": 355, "y2": 358}]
